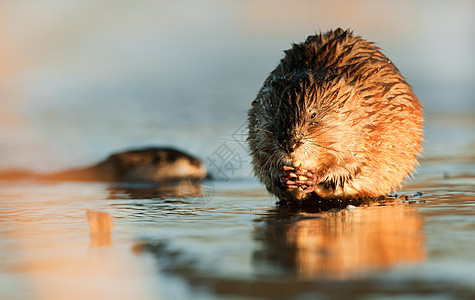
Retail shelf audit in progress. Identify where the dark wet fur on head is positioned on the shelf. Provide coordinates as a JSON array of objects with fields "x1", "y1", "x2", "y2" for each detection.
[
  {"x1": 248, "y1": 28, "x2": 423, "y2": 203},
  {"x1": 101, "y1": 147, "x2": 203, "y2": 169}
]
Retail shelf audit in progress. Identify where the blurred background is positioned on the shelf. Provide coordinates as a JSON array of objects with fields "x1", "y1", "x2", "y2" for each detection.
[{"x1": 0, "y1": 0, "x2": 474, "y2": 173}]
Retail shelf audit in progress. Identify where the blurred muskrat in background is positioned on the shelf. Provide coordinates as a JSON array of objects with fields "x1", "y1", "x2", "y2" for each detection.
[
  {"x1": 48, "y1": 147, "x2": 208, "y2": 182},
  {"x1": 0, "y1": 147, "x2": 207, "y2": 183},
  {"x1": 248, "y1": 28, "x2": 423, "y2": 203}
]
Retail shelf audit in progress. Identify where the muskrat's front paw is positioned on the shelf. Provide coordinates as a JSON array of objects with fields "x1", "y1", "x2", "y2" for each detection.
[
  {"x1": 280, "y1": 165, "x2": 298, "y2": 190},
  {"x1": 295, "y1": 168, "x2": 318, "y2": 193}
]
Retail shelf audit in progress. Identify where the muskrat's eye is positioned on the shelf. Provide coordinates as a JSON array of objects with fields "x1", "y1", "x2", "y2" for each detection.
[{"x1": 310, "y1": 113, "x2": 316, "y2": 118}]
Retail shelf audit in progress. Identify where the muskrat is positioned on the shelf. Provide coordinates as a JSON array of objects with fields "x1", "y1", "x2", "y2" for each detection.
[
  {"x1": 0, "y1": 147, "x2": 208, "y2": 183},
  {"x1": 248, "y1": 28, "x2": 423, "y2": 203}
]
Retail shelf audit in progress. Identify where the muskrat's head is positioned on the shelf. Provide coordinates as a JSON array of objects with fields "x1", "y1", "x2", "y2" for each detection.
[{"x1": 248, "y1": 70, "x2": 343, "y2": 175}]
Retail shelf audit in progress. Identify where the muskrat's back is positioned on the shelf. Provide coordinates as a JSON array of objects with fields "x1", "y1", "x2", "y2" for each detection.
[{"x1": 248, "y1": 28, "x2": 423, "y2": 203}]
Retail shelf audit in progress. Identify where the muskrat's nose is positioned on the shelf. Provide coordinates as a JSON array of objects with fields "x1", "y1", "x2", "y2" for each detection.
[{"x1": 285, "y1": 140, "x2": 301, "y2": 154}]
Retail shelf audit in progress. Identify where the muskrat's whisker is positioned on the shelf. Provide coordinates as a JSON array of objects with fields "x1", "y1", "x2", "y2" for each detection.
[
  {"x1": 302, "y1": 145, "x2": 314, "y2": 160},
  {"x1": 216, "y1": 138, "x2": 247, "y2": 142},
  {"x1": 249, "y1": 126, "x2": 275, "y2": 135},
  {"x1": 305, "y1": 140, "x2": 342, "y2": 154},
  {"x1": 304, "y1": 145, "x2": 322, "y2": 158},
  {"x1": 307, "y1": 125, "x2": 339, "y2": 138},
  {"x1": 303, "y1": 137, "x2": 345, "y2": 154}
]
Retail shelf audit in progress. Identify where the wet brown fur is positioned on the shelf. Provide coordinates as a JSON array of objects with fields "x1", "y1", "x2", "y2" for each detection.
[{"x1": 248, "y1": 28, "x2": 423, "y2": 203}]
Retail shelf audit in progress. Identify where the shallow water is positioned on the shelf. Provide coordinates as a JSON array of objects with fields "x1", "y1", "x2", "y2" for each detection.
[{"x1": 1, "y1": 114, "x2": 474, "y2": 299}]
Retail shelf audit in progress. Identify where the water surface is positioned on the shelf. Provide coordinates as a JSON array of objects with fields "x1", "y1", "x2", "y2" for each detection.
[{"x1": 1, "y1": 125, "x2": 474, "y2": 299}]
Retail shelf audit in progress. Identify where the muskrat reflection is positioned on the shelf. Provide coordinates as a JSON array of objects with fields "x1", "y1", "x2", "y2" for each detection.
[
  {"x1": 254, "y1": 203, "x2": 426, "y2": 280},
  {"x1": 107, "y1": 178, "x2": 205, "y2": 200},
  {"x1": 87, "y1": 210, "x2": 113, "y2": 247}
]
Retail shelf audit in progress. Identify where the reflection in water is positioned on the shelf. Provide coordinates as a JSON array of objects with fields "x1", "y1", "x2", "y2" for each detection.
[
  {"x1": 87, "y1": 210, "x2": 113, "y2": 247},
  {"x1": 0, "y1": 184, "x2": 157, "y2": 300},
  {"x1": 254, "y1": 202, "x2": 426, "y2": 279},
  {"x1": 104, "y1": 179, "x2": 213, "y2": 222},
  {"x1": 107, "y1": 178, "x2": 206, "y2": 200},
  {"x1": 133, "y1": 199, "x2": 430, "y2": 299}
]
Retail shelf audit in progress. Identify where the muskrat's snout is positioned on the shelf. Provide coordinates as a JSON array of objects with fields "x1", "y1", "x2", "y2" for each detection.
[
  {"x1": 280, "y1": 138, "x2": 303, "y2": 154},
  {"x1": 277, "y1": 130, "x2": 305, "y2": 155}
]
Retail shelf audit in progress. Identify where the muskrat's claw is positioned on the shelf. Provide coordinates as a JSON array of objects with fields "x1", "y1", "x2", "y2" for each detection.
[
  {"x1": 295, "y1": 168, "x2": 318, "y2": 193},
  {"x1": 301, "y1": 184, "x2": 315, "y2": 193},
  {"x1": 280, "y1": 166, "x2": 298, "y2": 190},
  {"x1": 280, "y1": 165, "x2": 318, "y2": 193},
  {"x1": 281, "y1": 165, "x2": 295, "y2": 172}
]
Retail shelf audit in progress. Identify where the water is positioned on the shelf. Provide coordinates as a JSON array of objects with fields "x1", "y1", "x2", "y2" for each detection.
[
  {"x1": 0, "y1": 114, "x2": 473, "y2": 300},
  {"x1": 1, "y1": 1, "x2": 475, "y2": 299},
  {"x1": 1, "y1": 154, "x2": 474, "y2": 299}
]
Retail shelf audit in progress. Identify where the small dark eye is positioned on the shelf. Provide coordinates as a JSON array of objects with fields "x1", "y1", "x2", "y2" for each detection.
[{"x1": 310, "y1": 113, "x2": 316, "y2": 118}]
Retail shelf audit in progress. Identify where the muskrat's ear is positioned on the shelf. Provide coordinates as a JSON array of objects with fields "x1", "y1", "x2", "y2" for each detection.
[{"x1": 333, "y1": 28, "x2": 345, "y2": 36}]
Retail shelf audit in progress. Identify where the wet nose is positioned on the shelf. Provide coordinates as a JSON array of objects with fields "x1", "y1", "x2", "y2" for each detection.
[{"x1": 284, "y1": 139, "x2": 301, "y2": 154}]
